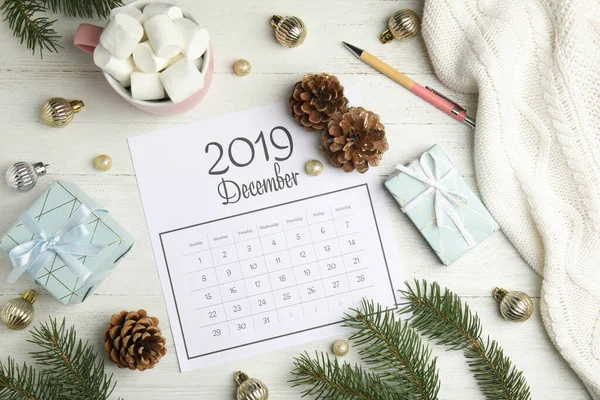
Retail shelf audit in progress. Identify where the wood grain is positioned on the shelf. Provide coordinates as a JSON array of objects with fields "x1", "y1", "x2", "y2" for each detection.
[{"x1": 0, "y1": 0, "x2": 589, "y2": 398}]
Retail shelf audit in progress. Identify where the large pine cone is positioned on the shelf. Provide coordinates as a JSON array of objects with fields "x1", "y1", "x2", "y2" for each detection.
[
  {"x1": 290, "y1": 73, "x2": 349, "y2": 132},
  {"x1": 321, "y1": 107, "x2": 389, "y2": 173},
  {"x1": 104, "y1": 309, "x2": 167, "y2": 371}
]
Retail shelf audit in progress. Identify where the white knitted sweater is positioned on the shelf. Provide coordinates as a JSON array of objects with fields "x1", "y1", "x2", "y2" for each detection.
[{"x1": 422, "y1": 0, "x2": 600, "y2": 397}]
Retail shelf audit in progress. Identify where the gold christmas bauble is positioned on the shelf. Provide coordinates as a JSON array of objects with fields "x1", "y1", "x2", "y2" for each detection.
[
  {"x1": 380, "y1": 9, "x2": 421, "y2": 44},
  {"x1": 235, "y1": 371, "x2": 269, "y2": 400},
  {"x1": 270, "y1": 15, "x2": 307, "y2": 48},
  {"x1": 493, "y1": 288, "x2": 534, "y2": 322},
  {"x1": 233, "y1": 59, "x2": 252, "y2": 76},
  {"x1": 94, "y1": 154, "x2": 113, "y2": 171},
  {"x1": 305, "y1": 159, "x2": 323, "y2": 176},
  {"x1": 41, "y1": 97, "x2": 85, "y2": 128},
  {"x1": 332, "y1": 339, "x2": 350, "y2": 356},
  {"x1": 1, "y1": 290, "x2": 36, "y2": 330}
]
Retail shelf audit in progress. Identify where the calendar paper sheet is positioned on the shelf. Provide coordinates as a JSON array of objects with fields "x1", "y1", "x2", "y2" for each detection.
[{"x1": 128, "y1": 100, "x2": 404, "y2": 371}]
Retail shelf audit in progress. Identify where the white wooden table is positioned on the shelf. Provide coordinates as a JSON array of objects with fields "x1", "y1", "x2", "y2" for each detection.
[{"x1": 0, "y1": 0, "x2": 590, "y2": 398}]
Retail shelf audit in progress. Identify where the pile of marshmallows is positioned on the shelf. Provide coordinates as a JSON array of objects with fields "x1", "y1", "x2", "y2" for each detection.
[{"x1": 94, "y1": 3, "x2": 209, "y2": 103}]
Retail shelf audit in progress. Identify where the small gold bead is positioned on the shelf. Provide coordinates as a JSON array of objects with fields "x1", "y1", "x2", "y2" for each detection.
[
  {"x1": 233, "y1": 59, "x2": 252, "y2": 76},
  {"x1": 305, "y1": 159, "x2": 323, "y2": 176},
  {"x1": 332, "y1": 339, "x2": 350, "y2": 356},
  {"x1": 94, "y1": 154, "x2": 113, "y2": 171}
]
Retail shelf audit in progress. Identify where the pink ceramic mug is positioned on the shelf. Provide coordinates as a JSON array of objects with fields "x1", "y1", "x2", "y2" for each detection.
[{"x1": 74, "y1": 0, "x2": 213, "y2": 116}]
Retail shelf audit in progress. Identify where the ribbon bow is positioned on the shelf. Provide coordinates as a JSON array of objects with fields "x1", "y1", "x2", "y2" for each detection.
[
  {"x1": 7, "y1": 204, "x2": 106, "y2": 284},
  {"x1": 396, "y1": 151, "x2": 476, "y2": 248}
]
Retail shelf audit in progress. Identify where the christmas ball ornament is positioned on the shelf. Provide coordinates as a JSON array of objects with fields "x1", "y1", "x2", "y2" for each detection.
[
  {"x1": 380, "y1": 9, "x2": 421, "y2": 44},
  {"x1": 235, "y1": 371, "x2": 269, "y2": 400},
  {"x1": 322, "y1": 107, "x2": 389, "y2": 173},
  {"x1": 332, "y1": 339, "x2": 350, "y2": 356},
  {"x1": 1, "y1": 290, "x2": 36, "y2": 330},
  {"x1": 290, "y1": 73, "x2": 349, "y2": 132},
  {"x1": 104, "y1": 309, "x2": 167, "y2": 371},
  {"x1": 41, "y1": 97, "x2": 85, "y2": 128},
  {"x1": 233, "y1": 59, "x2": 252, "y2": 76},
  {"x1": 270, "y1": 15, "x2": 307, "y2": 48},
  {"x1": 5, "y1": 161, "x2": 49, "y2": 192},
  {"x1": 305, "y1": 159, "x2": 324, "y2": 176},
  {"x1": 493, "y1": 288, "x2": 534, "y2": 322},
  {"x1": 94, "y1": 154, "x2": 113, "y2": 171}
]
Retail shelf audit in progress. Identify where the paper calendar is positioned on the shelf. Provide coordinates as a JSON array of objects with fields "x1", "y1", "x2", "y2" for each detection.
[{"x1": 128, "y1": 101, "x2": 403, "y2": 371}]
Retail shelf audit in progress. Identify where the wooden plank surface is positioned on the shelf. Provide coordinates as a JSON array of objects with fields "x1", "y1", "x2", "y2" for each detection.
[{"x1": 0, "y1": 0, "x2": 589, "y2": 398}]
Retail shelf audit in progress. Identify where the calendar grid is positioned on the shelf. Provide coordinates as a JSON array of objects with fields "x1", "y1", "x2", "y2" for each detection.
[{"x1": 159, "y1": 184, "x2": 396, "y2": 360}]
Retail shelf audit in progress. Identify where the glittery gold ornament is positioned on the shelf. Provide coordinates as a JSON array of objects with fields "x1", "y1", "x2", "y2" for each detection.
[
  {"x1": 493, "y1": 288, "x2": 534, "y2": 322},
  {"x1": 332, "y1": 339, "x2": 350, "y2": 356},
  {"x1": 1, "y1": 290, "x2": 36, "y2": 330},
  {"x1": 94, "y1": 154, "x2": 113, "y2": 171},
  {"x1": 235, "y1": 371, "x2": 269, "y2": 400},
  {"x1": 233, "y1": 59, "x2": 252, "y2": 76},
  {"x1": 380, "y1": 9, "x2": 420, "y2": 44},
  {"x1": 41, "y1": 97, "x2": 85, "y2": 128},
  {"x1": 5, "y1": 161, "x2": 49, "y2": 192},
  {"x1": 270, "y1": 15, "x2": 307, "y2": 48},
  {"x1": 305, "y1": 159, "x2": 323, "y2": 176}
]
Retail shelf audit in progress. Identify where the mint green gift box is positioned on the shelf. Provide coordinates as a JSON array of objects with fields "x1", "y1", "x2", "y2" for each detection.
[
  {"x1": 1, "y1": 181, "x2": 134, "y2": 304},
  {"x1": 385, "y1": 144, "x2": 499, "y2": 265}
]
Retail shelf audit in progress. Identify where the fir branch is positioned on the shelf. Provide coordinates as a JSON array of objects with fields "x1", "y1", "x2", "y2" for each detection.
[
  {"x1": 0, "y1": 0, "x2": 61, "y2": 56},
  {"x1": 0, "y1": 357, "x2": 58, "y2": 400},
  {"x1": 291, "y1": 352, "x2": 407, "y2": 400},
  {"x1": 43, "y1": 0, "x2": 121, "y2": 19},
  {"x1": 400, "y1": 280, "x2": 531, "y2": 400},
  {"x1": 28, "y1": 318, "x2": 120, "y2": 400},
  {"x1": 344, "y1": 300, "x2": 440, "y2": 400}
]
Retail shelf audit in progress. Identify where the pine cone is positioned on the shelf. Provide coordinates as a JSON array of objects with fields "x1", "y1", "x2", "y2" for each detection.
[
  {"x1": 104, "y1": 309, "x2": 167, "y2": 371},
  {"x1": 321, "y1": 107, "x2": 389, "y2": 173},
  {"x1": 289, "y1": 73, "x2": 349, "y2": 131}
]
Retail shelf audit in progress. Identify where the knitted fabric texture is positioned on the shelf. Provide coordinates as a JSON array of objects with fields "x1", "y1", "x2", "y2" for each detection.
[{"x1": 422, "y1": 0, "x2": 600, "y2": 397}]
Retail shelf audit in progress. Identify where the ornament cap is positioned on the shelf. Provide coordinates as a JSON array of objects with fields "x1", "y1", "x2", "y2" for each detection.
[
  {"x1": 493, "y1": 287, "x2": 508, "y2": 302},
  {"x1": 70, "y1": 100, "x2": 85, "y2": 113},
  {"x1": 23, "y1": 290, "x2": 37, "y2": 304},
  {"x1": 270, "y1": 15, "x2": 282, "y2": 27},
  {"x1": 32, "y1": 162, "x2": 49, "y2": 177},
  {"x1": 235, "y1": 371, "x2": 250, "y2": 385},
  {"x1": 379, "y1": 29, "x2": 395, "y2": 44}
]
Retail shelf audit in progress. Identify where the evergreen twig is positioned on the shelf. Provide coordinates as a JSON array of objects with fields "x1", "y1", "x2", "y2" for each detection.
[
  {"x1": 28, "y1": 318, "x2": 121, "y2": 400},
  {"x1": 291, "y1": 351, "x2": 407, "y2": 400},
  {"x1": 344, "y1": 300, "x2": 440, "y2": 400},
  {"x1": 400, "y1": 280, "x2": 531, "y2": 400},
  {"x1": 0, "y1": 357, "x2": 58, "y2": 400},
  {"x1": 1, "y1": 0, "x2": 122, "y2": 56}
]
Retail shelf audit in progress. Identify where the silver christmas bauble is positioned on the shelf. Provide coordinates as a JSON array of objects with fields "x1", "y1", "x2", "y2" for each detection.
[
  {"x1": 305, "y1": 159, "x2": 323, "y2": 176},
  {"x1": 235, "y1": 371, "x2": 269, "y2": 400},
  {"x1": 5, "y1": 162, "x2": 49, "y2": 192},
  {"x1": 41, "y1": 97, "x2": 85, "y2": 128},
  {"x1": 270, "y1": 15, "x2": 307, "y2": 48},
  {"x1": 1, "y1": 290, "x2": 36, "y2": 330},
  {"x1": 332, "y1": 339, "x2": 350, "y2": 356},
  {"x1": 380, "y1": 9, "x2": 421, "y2": 44},
  {"x1": 493, "y1": 287, "x2": 534, "y2": 322}
]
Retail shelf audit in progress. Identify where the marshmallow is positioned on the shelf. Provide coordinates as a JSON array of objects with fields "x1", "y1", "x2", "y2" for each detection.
[
  {"x1": 110, "y1": 6, "x2": 143, "y2": 22},
  {"x1": 145, "y1": 15, "x2": 183, "y2": 58},
  {"x1": 130, "y1": 72, "x2": 166, "y2": 101},
  {"x1": 93, "y1": 44, "x2": 134, "y2": 81},
  {"x1": 164, "y1": 53, "x2": 185, "y2": 70},
  {"x1": 142, "y1": 3, "x2": 183, "y2": 22},
  {"x1": 160, "y1": 58, "x2": 204, "y2": 103},
  {"x1": 133, "y1": 41, "x2": 170, "y2": 73},
  {"x1": 173, "y1": 18, "x2": 209, "y2": 60},
  {"x1": 100, "y1": 13, "x2": 144, "y2": 58}
]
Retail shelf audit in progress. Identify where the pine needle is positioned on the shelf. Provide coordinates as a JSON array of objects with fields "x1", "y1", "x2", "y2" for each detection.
[
  {"x1": 0, "y1": 357, "x2": 58, "y2": 400},
  {"x1": 400, "y1": 280, "x2": 531, "y2": 400},
  {"x1": 28, "y1": 318, "x2": 120, "y2": 400},
  {"x1": 344, "y1": 300, "x2": 440, "y2": 400},
  {"x1": 43, "y1": 0, "x2": 121, "y2": 19}
]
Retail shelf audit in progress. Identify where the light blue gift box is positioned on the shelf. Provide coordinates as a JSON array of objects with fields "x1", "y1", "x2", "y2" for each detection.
[
  {"x1": 1, "y1": 181, "x2": 134, "y2": 304},
  {"x1": 385, "y1": 144, "x2": 499, "y2": 266}
]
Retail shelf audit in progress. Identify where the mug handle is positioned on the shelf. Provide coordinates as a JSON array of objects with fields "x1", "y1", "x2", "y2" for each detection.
[{"x1": 74, "y1": 24, "x2": 104, "y2": 54}]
